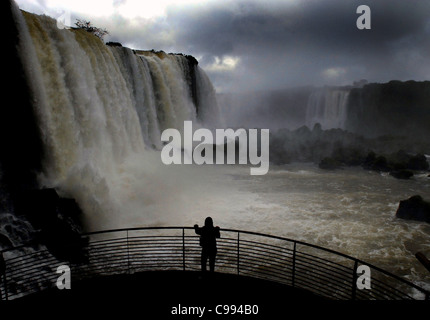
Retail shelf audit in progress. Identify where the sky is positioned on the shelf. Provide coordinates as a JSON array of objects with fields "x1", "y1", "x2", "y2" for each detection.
[{"x1": 15, "y1": 0, "x2": 430, "y2": 93}]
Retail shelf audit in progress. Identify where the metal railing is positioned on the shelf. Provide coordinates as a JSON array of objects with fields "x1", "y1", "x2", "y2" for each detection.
[{"x1": 1, "y1": 227, "x2": 429, "y2": 301}]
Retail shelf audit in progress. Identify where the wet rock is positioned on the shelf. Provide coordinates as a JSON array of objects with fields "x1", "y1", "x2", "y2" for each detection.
[
  {"x1": 407, "y1": 154, "x2": 429, "y2": 171},
  {"x1": 330, "y1": 146, "x2": 366, "y2": 166},
  {"x1": 363, "y1": 150, "x2": 429, "y2": 175},
  {"x1": 319, "y1": 157, "x2": 342, "y2": 170},
  {"x1": 0, "y1": 233, "x2": 13, "y2": 249},
  {"x1": 15, "y1": 188, "x2": 88, "y2": 263},
  {"x1": 362, "y1": 151, "x2": 376, "y2": 169},
  {"x1": 387, "y1": 151, "x2": 429, "y2": 171},
  {"x1": 363, "y1": 152, "x2": 391, "y2": 172},
  {"x1": 106, "y1": 41, "x2": 122, "y2": 47},
  {"x1": 396, "y1": 195, "x2": 430, "y2": 223},
  {"x1": 390, "y1": 170, "x2": 414, "y2": 180}
]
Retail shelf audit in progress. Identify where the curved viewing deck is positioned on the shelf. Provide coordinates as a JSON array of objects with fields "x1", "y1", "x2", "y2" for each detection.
[{"x1": 1, "y1": 227, "x2": 429, "y2": 306}]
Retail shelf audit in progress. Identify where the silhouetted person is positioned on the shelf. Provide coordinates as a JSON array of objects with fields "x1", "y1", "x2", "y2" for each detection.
[{"x1": 194, "y1": 217, "x2": 220, "y2": 272}]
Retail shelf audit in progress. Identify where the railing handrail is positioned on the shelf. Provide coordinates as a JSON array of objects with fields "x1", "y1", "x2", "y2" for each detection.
[
  {"x1": 2, "y1": 226, "x2": 429, "y2": 300},
  {"x1": 78, "y1": 226, "x2": 430, "y2": 295}
]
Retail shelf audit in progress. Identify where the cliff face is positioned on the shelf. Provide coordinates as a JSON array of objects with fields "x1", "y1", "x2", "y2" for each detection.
[{"x1": 346, "y1": 81, "x2": 430, "y2": 138}]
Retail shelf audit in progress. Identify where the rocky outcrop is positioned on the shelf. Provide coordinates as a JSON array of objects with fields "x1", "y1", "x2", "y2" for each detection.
[
  {"x1": 362, "y1": 152, "x2": 391, "y2": 172},
  {"x1": 396, "y1": 195, "x2": 430, "y2": 223},
  {"x1": 270, "y1": 123, "x2": 430, "y2": 174},
  {"x1": 407, "y1": 154, "x2": 429, "y2": 170},
  {"x1": 387, "y1": 150, "x2": 429, "y2": 171},
  {"x1": 15, "y1": 188, "x2": 88, "y2": 263},
  {"x1": 318, "y1": 157, "x2": 342, "y2": 170},
  {"x1": 361, "y1": 150, "x2": 429, "y2": 179},
  {"x1": 389, "y1": 170, "x2": 414, "y2": 180},
  {"x1": 106, "y1": 41, "x2": 122, "y2": 47},
  {"x1": 270, "y1": 124, "x2": 369, "y2": 165}
]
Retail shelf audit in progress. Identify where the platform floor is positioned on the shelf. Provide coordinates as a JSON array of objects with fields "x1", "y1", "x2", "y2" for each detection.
[
  {"x1": 7, "y1": 271, "x2": 328, "y2": 316},
  {"x1": 5, "y1": 271, "x2": 423, "y2": 318}
]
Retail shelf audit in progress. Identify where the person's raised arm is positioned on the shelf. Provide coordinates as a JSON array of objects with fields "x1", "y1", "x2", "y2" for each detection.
[
  {"x1": 194, "y1": 224, "x2": 201, "y2": 235},
  {"x1": 215, "y1": 226, "x2": 220, "y2": 238}
]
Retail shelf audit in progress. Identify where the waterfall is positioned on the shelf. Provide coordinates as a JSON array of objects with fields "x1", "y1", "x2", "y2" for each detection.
[
  {"x1": 305, "y1": 88, "x2": 350, "y2": 130},
  {"x1": 10, "y1": 8, "x2": 221, "y2": 229},
  {"x1": 195, "y1": 67, "x2": 223, "y2": 128}
]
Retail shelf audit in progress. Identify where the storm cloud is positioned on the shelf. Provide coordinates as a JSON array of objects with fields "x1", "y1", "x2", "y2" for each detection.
[{"x1": 15, "y1": 0, "x2": 430, "y2": 92}]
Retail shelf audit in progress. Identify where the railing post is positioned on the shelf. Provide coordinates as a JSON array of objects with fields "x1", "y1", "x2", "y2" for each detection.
[
  {"x1": 3, "y1": 272, "x2": 7, "y2": 301},
  {"x1": 351, "y1": 260, "x2": 358, "y2": 300},
  {"x1": 126, "y1": 230, "x2": 131, "y2": 274},
  {"x1": 237, "y1": 232, "x2": 240, "y2": 275},
  {"x1": 182, "y1": 228, "x2": 186, "y2": 271},
  {"x1": 1, "y1": 253, "x2": 7, "y2": 301},
  {"x1": 0, "y1": 272, "x2": 7, "y2": 301},
  {"x1": 291, "y1": 242, "x2": 296, "y2": 288}
]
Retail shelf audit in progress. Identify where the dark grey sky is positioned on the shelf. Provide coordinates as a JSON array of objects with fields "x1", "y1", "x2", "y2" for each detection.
[{"x1": 16, "y1": 0, "x2": 430, "y2": 92}]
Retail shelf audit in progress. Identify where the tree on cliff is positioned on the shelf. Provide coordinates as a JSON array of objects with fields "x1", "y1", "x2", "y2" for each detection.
[{"x1": 75, "y1": 19, "x2": 109, "y2": 40}]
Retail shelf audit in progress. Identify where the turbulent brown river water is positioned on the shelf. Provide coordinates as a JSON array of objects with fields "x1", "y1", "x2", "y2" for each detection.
[{"x1": 90, "y1": 155, "x2": 430, "y2": 292}]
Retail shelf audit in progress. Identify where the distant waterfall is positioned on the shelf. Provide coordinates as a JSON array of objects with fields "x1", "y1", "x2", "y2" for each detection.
[
  {"x1": 305, "y1": 88, "x2": 350, "y2": 130},
  {"x1": 11, "y1": 8, "x2": 221, "y2": 228}
]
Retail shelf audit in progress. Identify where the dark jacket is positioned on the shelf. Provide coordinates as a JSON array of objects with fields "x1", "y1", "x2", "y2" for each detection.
[{"x1": 194, "y1": 218, "x2": 220, "y2": 251}]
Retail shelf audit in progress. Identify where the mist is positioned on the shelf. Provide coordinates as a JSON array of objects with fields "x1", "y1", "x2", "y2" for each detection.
[{"x1": 217, "y1": 87, "x2": 313, "y2": 130}]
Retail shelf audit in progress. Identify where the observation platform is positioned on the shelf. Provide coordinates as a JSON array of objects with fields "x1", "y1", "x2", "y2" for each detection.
[{"x1": 1, "y1": 226, "x2": 429, "y2": 315}]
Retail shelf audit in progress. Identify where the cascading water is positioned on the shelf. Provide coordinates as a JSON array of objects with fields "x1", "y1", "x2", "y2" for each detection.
[
  {"x1": 305, "y1": 88, "x2": 350, "y2": 130},
  {"x1": 195, "y1": 68, "x2": 223, "y2": 128},
  {"x1": 9, "y1": 8, "x2": 221, "y2": 231}
]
